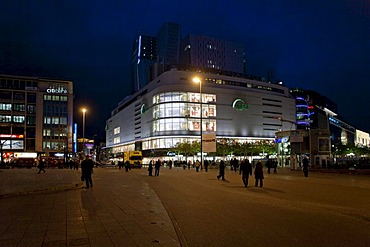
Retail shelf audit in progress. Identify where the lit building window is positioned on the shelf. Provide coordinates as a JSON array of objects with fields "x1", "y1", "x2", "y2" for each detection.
[
  {"x1": 114, "y1": 127, "x2": 120, "y2": 134},
  {"x1": 114, "y1": 137, "x2": 120, "y2": 144},
  {"x1": 0, "y1": 103, "x2": 11, "y2": 111}
]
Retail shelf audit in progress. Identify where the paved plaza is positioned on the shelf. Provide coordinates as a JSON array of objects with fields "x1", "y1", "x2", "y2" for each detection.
[{"x1": 1, "y1": 166, "x2": 370, "y2": 247}]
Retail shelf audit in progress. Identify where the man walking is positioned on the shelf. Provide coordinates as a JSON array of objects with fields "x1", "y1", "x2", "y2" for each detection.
[
  {"x1": 302, "y1": 156, "x2": 310, "y2": 177},
  {"x1": 217, "y1": 160, "x2": 226, "y2": 180},
  {"x1": 81, "y1": 154, "x2": 94, "y2": 189},
  {"x1": 239, "y1": 159, "x2": 252, "y2": 187},
  {"x1": 37, "y1": 156, "x2": 46, "y2": 174},
  {"x1": 155, "y1": 159, "x2": 161, "y2": 176}
]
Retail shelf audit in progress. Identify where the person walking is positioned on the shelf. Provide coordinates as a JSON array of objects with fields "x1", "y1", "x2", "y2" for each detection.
[
  {"x1": 124, "y1": 160, "x2": 130, "y2": 172},
  {"x1": 155, "y1": 159, "x2": 161, "y2": 176},
  {"x1": 37, "y1": 156, "x2": 46, "y2": 174},
  {"x1": 273, "y1": 160, "x2": 278, "y2": 174},
  {"x1": 195, "y1": 160, "x2": 200, "y2": 172},
  {"x1": 302, "y1": 156, "x2": 310, "y2": 177},
  {"x1": 239, "y1": 159, "x2": 252, "y2": 187},
  {"x1": 254, "y1": 161, "x2": 264, "y2": 187},
  {"x1": 81, "y1": 154, "x2": 94, "y2": 189},
  {"x1": 266, "y1": 159, "x2": 271, "y2": 174},
  {"x1": 204, "y1": 159, "x2": 209, "y2": 172},
  {"x1": 148, "y1": 160, "x2": 153, "y2": 176},
  {"x1": 217, "y1": 160, "x2": 226, "y2": 180}
]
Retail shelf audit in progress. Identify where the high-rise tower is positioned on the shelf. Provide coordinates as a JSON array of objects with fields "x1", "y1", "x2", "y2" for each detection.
[{"x1": 131, "y1": 35, "x2": 157, "y2": 92}]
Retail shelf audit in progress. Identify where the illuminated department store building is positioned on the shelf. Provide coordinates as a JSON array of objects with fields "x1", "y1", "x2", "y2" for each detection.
[
  {"x1": 105, "y1": 67, "x2": 296, "y2": 160},
  {"x1": 0, "y1": 75, "x2": 74, "y2": 162}
]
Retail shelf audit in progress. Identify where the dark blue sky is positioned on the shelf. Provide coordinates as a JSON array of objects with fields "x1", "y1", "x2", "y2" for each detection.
[{"x1": 1, "y1": 0, "x2": 369, "y2": 139}]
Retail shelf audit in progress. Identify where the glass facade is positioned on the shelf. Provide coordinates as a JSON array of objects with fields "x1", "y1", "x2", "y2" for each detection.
[{"x1": 152, "y1": 92, "x2": 217, "y2": 134}]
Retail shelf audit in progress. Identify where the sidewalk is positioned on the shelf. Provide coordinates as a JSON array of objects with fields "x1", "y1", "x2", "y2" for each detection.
[
  {"x1": 0, "y1": 168, "x2": 83, "y2": 198},
  {"x1": 0, "y1": 168, "x2": 181, "y2": 247}
]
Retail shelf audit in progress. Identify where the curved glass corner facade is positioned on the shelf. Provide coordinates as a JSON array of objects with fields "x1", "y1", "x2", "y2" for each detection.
[{"x1": 152, "y1": 92, "x2": 217, "y2": 133}]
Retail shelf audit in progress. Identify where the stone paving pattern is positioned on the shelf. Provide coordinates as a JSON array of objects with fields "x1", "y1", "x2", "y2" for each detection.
[{"x1": 0, "y1": 168, "x2": 181, "y2": 247}]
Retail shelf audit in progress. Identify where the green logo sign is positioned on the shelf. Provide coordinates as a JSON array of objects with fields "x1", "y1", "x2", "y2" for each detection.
[
  {"x1": 140, "y1": 104, "x2": 148, "y2": 114},
  {"x1": 232, "y1": 99, "x2": 249, "y2": 111}
]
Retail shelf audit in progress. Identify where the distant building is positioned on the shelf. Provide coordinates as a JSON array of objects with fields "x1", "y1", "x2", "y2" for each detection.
[
  {"x1": 157, "y1": 22, "x2": 181, "y2": 66},
  {"x1": 181, "y1": 34, "x2": 246, "y2": 74},
  {"x1": 131, "y1": 35, "x2": 157, "y2": 92},
  {"x1": 131, "y1": 22, "x2": 246, "y2": 93},
  {"x1": 0, "y1": 74, "x2": 73, "y2": 163}
]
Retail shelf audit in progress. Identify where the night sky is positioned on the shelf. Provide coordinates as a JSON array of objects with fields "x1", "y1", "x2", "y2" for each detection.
[{"x1": 1, "y1": 1, "x2": 369, "y2": 139}]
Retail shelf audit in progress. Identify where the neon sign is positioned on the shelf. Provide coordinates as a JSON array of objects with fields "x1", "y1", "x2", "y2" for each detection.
[{"x1": 232, "y1": 99, "x2": 249, "y2": 111}]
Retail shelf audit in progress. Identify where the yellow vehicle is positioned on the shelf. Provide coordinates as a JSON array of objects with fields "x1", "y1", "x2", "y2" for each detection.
[{"x1": 124, "y1": 151, "x2": 143, "y2": 168}]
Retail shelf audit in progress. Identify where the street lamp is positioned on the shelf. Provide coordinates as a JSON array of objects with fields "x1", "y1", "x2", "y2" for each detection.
[
  {"x1": 193, "y1": 77, "x2": 203, "y2": 168},
  {"x1": 82, "y1": 108, "x2": 87, "y2": 154}
]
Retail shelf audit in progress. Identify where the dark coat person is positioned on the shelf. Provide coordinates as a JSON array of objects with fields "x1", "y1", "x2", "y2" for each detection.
[
  {"x1": 148, "y1": 160, "x2": 153, "y2": 176},
  {"x1": 254, "y1": 161, "x2": 264, "y2": 187},
  {"x1": 155, "y1": 159, "x2": 161, "y2": 176},
  {"x1": 239, "y1": 159, "x2": 252, "y2": 187},
  {"x1": 302, "y1": 156, "x2": 310, "y2": 177},
  {"x1": 81, "y1": 155, "x2": 94, "y2": 189},
  {"x1": 37, "y1": 157, "x2": 46, "y2": 174},
  {"x1": 125, "y1": 160, "x2": 130, "y2": 172},
  {"x1": 217, "y1": 160, "x2": 226, "y2": 180}
]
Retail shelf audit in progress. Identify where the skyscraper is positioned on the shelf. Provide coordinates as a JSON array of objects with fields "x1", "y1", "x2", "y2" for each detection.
[
  {"x1": 131, "y1": 35, "x2": 157, "y2": 92},
  {"x1": 157, "y1": 22, "x2": 181, "y2": 66},
  {"x1": 181, "y1": 34, "x2": 246, "y2": 74}
]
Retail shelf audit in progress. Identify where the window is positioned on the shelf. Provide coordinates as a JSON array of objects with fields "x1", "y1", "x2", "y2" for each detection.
[
  {"x1": 13, "y1": 116, "x2": 25, "y2": 123},
  {"x1": 26, "y1": 116, "x2": 36, "y2": 126},
  {"x1": 27, "y1": 93, "x2": 36, "y2": 103},
  {"x1": 44, "y1": 117, "x2": 51, "y2": 124},
  {"x1": 13, "y1": 92, "x2": 25, "y2": 100},
  {"x1": 114, "y1": 127, "x2": 120, "y2": 134},
  {"x1": 0, "y1": 115, "x2": 14, "y2": 123},
  {"x1": 13, "y1": 104, "x2": 25, "y2": 112},
  {"x1": 44, "y1": 95, "x2": 52, "y2": 101},
  {"x1": 27, "y1": 105, "x2": 36, "y2": 114},
  {"x1": 0, "y1": 103, "x2": 11, "y2": 111},
  {"x1": 43, "y1": 129, "x2": 51, "y2": 136},
  {"x1": 114, "y1": 137, "x2": 120, "y2": 144}
]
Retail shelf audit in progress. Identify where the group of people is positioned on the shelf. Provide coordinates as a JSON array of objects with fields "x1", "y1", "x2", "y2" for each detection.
[
  {"x1": 147, "y1": 159, "x2": 162, "y2": 176},
  {"x1": 216, "y1": 159, "x2": 265, "y2": 187},
  {"x1": 117, "y1": 160, "x2": 131, "y2": 172}
]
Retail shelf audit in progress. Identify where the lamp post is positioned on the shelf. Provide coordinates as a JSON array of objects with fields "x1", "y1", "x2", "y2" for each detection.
[
  {"x1": 193, "y1": 77, "x2": 203, "y2": 168},
  {"x1": 82, "y1": 108, "x2": 87, "y2": 154}
]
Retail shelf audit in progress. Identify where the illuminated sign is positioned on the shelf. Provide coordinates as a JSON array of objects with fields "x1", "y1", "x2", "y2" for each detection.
[
  {"x1": 232, "y1": 99, "x2": 249, "y2": 111},
  {"x1": 0, "y1": 134, "x2": 24, "y2": 139},
  {"x1": 46, "y1": 86, "x2": 68, "y2": 94},
  {"x1": 141, "y1": 104, "x2": 148, "y2": 114}
]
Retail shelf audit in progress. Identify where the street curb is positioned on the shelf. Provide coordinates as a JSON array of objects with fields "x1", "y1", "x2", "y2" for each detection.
[{"x1": 0, "y1": 182, "x2": 84, "y2": 199}]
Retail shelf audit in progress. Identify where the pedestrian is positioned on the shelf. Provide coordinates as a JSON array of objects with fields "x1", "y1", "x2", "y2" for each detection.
[
  {"x1": 169, "y1": 160, "x2": 173, "y2": 169},
  {"x1": 37, "y1": 156, "x2": 46, "y2": 174},
  {"x1": 125, "y1": 160, "x2": 130, "y2": 172},
  {"x1": 81, "y1": 154, "x2": 94, "y2": 189},
  {"x1": 217, "y1": 160, "x2": 226, "y2": 180},
  {"x1": 155, "y1": 159, "x2": 161, "y2": 176},
  {"x1": 273, "y1": 160, "x2": 278, "y2": 174},
  {"x1": 148, "y1": 160, "x2": 153, "y2": 176},
  {"x1": 204, "y1": 159, "x2": 209, "y2": 172},
  {"x1": 187, "y1": 160, "x2": 191, "y2": 169},
  {"x1": 195, "y1": 160, "x2": 200, "y2": 172},
  {"x1": 302, "y1": 156, "x2": 310, "y2": 177},
  {"x1": 266, "y1": 159, "x2": 271, "y2": 174},
  {"x1": 239, "y1": 159, "x2": 252, "y2": 187},
  {"x1": 254, "y1": 161, "x2": 264, "y2": 187}
]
